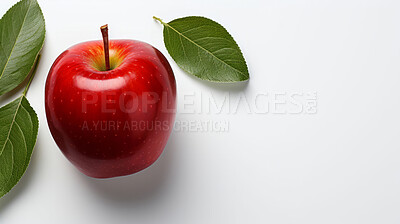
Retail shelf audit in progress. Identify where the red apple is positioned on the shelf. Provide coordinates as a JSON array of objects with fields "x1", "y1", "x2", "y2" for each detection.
[{"x1": 45, "y1": 25, "x2": 176, "y2": 178}]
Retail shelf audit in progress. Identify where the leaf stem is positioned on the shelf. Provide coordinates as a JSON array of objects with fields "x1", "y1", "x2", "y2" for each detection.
[
  {"x1": 23, "y1": 54, "x2": 41, "y2": 96},
  {"x1": 153, "y1": 16, "x2": 166, "y2": 25}
]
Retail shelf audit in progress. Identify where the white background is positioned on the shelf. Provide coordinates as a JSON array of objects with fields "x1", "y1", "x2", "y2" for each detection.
[{"x1": 1, "y1": 0, "x2": 400, "y2": 223}]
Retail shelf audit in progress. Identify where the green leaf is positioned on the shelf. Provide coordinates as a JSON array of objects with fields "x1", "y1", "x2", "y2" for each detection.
[
  {"x1": 154, "y1": 16, "x2": 249, "y2": 83},
  {"x1": 0, "y1": 95, "x2": 38, "y2": 198},
  {"x1": 0, "y1": 0, "x2": 45, "y2": 96}
]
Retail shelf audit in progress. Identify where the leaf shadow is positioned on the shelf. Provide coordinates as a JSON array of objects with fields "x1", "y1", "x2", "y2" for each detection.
[
  {"x1": 0, "y1": 136, "x2": 42, "y2": 212},
  {"x1": 183, "y1": 70, "x2": 250, "y2": 93},
  {"x1": 0, "y1": 48, "x2": 45, "y2": 105},
  {"x1": 0, "y1": 45, "x2": 46, "y2": 211},
  {"x1": 78, "y1": 133, "x2": 178, "y2": 207},
  {"x1": 0, "y1": 74, "x2": 31, "y2": 104}
]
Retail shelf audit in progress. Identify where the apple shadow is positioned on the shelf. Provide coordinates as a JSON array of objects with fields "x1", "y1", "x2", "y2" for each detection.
[
  {"x1": 0, "y1": 136, "x2": 42, "y2": 212},
  {"x1": 79, "y1": 133, "x2": 178, "y2": 205}
]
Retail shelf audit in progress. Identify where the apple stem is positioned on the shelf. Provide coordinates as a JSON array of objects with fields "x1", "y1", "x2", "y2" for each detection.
[{"x1": 100, "y1": 24, "x2": 111, "y2": 71}]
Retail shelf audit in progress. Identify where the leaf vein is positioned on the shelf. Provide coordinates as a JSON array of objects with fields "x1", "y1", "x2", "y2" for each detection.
[
  {"x1": 0, "y1": 0, "x2": 33, "y2": 81},
  {"x1": 0, "y1": 96, "x2": 23, "y2": 158},
  {"x1": 164, "y1": 22, "x2": 246, "y2": 77}
]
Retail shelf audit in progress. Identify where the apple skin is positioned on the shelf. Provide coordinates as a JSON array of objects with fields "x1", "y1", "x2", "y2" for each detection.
[{"x1": 45, "y1": 40, "x2": 176, "y2": 178}]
